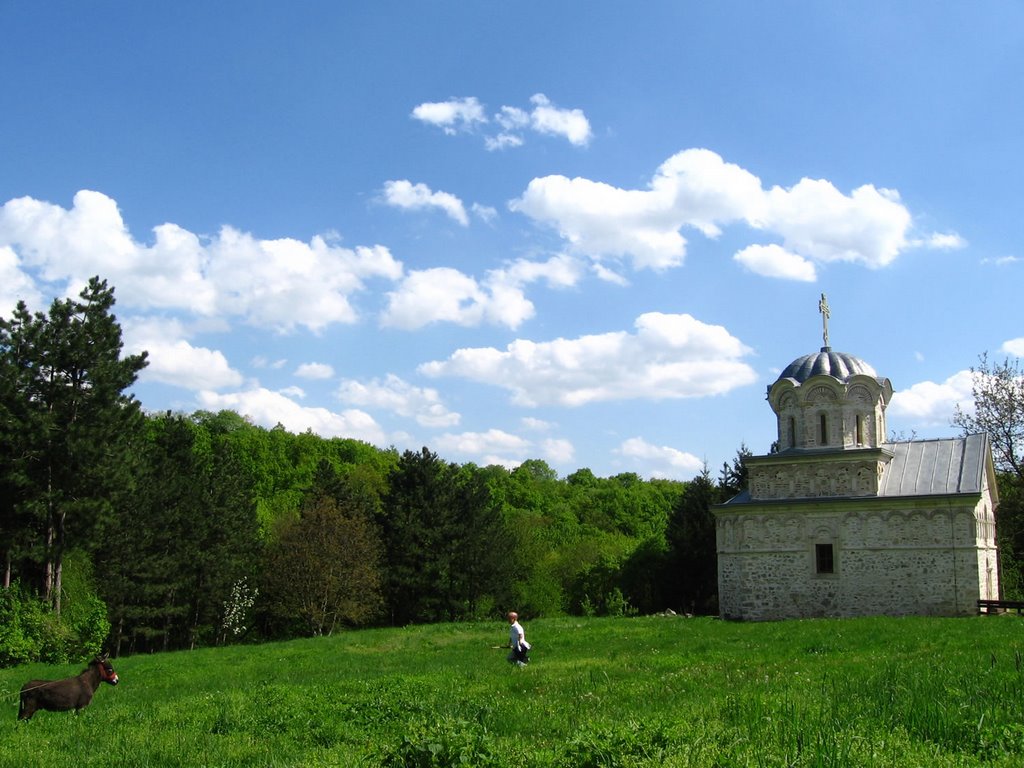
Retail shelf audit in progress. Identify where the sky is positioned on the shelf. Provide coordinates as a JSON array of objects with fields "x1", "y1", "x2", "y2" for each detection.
[{"x1": 1, "y1": 3, "x2": 1022, "y2": 480}]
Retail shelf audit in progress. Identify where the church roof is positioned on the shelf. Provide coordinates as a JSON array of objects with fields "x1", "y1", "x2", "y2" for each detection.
[
  {"x1": 878, "y1": 434, "x2": 991, "y2": 497},
  {"x1": 718, "y1": 434, "x2": 994, "y2": 506},
  {"x1": 776, "y1": 346, "x2": 877, "y2": 385}
]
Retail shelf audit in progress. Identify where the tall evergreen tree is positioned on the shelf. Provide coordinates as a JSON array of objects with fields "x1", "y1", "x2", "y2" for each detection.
[
  {"x1": 0, "y1": 278, "x2": 147, "y2": 613},
  {"x1": 665, "y1": 466, "x2": 719, "y2": 614}
]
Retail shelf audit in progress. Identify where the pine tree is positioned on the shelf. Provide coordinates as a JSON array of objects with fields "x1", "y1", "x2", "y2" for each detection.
[{"x1": 0, "y1": 277, "x2": 147, "y2": 614}]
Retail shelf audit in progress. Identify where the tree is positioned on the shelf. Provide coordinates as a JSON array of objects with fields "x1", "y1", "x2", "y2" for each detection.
[
  {"x1": 664, "y1": 465, "x2": 719, "y2": 614},
  {"x1": 953, "y1": 353, "x2": 1024, "y2": 597},
  {"x1": 95, "y1": 413, "x2": 260, "y2": 654},
  {"x1": 953, "y1": 353, "x2": 1024, "y2": 481},
  {"x1": 0, "y1": 278, "x2": 147, "y2": 614},
  {"x1": 262, "y1": 488, "x2": 384, "y2": 636},
  {"x1": 380, "y1": 449, "x2": 514, "y2": 624}
]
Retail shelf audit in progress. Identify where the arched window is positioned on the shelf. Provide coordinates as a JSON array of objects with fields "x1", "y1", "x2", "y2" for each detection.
[
  {"x1": 855, "y1": 414, "x2": 864, "y2": 446},
  {"x1": 788, "y1": 417, "x2": 796, "y2": 448},
  {"x1": 818, "y1": 413, "x2": 828, "y2": 445}
]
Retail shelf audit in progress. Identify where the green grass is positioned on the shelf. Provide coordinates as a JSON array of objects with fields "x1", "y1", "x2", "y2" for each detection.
[{"x1": 2, "y1": 615, "x2": 1024, "y2": 766}]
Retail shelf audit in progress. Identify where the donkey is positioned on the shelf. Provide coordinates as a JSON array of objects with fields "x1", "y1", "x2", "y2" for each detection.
[{"x1": 18, "y1": 654, "x2": 119, "y2": 720}]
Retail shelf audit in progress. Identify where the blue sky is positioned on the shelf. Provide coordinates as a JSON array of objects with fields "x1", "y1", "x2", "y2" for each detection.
[{"x1": 2, "y1": 3, "x2": 1022, "y2": 479}]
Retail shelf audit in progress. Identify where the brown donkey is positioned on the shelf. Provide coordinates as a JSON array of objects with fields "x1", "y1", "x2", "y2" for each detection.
[{"x1": 18, "y1": 654, "x2": 119, "y2": 720}]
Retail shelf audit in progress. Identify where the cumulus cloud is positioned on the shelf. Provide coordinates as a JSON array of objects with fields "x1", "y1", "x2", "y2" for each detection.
[
  {"x1": 1002, "y1": 338, "x2": 1024, "y2": 357},
  {"x1": 337, "y1": 374, "x2": 460, "y2": 428},
  {"x1": 616, "y1": 437, "x2": 704, "y2": 480},
  {"x1": 420, "y1": 311, "x2": 757, "y2": 407},
  {"x1": 521, "y1": 416, "x2": 555, "y2": 432},
  {"x1": 122, "y1": 316, "x2": 244, "y2": 391},
  {"x1": 382, "y1": 180, "x2": 469, "y2": 226},
  {"x1": 295, "y1": 362, "x2": 335, "y2": 380},
  {"x1": 887, "y1": 370, "x2": 975, "y2": 426},
  {"x1": 511, "y1": 148, "x2": 916, "y2": 275},
  {"x1": 922, "y1": 232, "x2": 967, "y2": 250},
  {"x1": 410, "y1": 97, "x2": 487, "y2": 134},
  {"x1": 380, "y1": 254, "x2": 583, "y2": 330},
  {"x1": 734, "y1": 244, "x2": 816, "y2": 281},
  {"x1": 197, "y1": 387, "x2": 387, "y2": 444},
  {"x1": 0, "y1": 245, "x2": 43, "y2": 313},
  {"x1": 433, "y1": 429, "x2": 533, "y2": 468},
  {"x1": 414, "y1": 94, "x2": 591, "y2": 150},
  {"x1": 541, "y1": 437, "x2": 575, "y2": 464},
  {"x1": 0, "y1": 191, "x2": 404, "y2": 333},
  {"x1": 527, "y1": 94, "x2": 592, "y2": 146}
]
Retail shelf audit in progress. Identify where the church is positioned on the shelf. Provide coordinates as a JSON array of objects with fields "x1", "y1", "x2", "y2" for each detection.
[{"x1": 714, "y1": 295, "x2": 1000, "y2": 620}]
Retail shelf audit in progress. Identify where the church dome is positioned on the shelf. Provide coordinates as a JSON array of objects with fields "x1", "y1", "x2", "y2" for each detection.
[{"x1": 776, "y1": 347, "x2": 877, "y2": 385}]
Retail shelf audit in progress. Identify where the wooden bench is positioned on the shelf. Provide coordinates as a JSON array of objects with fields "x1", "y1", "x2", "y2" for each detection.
[{"x1": 978, "y1": 599, "x2": 1024, "y2": 615}]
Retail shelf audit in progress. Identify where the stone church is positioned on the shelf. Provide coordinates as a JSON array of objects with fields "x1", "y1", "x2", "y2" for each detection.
[{"x1": 714, "y1": 296, "x2": 1000, "y2": 620}]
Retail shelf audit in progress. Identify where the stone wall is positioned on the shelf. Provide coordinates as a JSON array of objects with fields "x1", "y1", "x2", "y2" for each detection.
[{"x1": 717, "y1": 500, "x2": 997, "y2": 620}]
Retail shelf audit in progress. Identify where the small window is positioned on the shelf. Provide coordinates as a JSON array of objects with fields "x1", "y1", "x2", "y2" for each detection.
[
  {"x1": 855, "y1": 415, "x2": 864, "y2": 445},
  {"x1": 818, "y1": 413, "x2": 828, "y2": 445},
  {"x1": 788, "y1": 417, "x2": 796, "y2": 448},
  {"x1": 815, "y1": 543, "x2": 834, "y2": 574}
]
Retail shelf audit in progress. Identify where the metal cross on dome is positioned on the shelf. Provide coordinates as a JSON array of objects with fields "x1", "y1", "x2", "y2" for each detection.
[{"x1": 818, "y1": 293, "x2": 831, "y2": 348}]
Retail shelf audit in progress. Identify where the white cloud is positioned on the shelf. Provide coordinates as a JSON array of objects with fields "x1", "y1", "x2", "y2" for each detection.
[
  {"x1": 207, "y1": 229, "x2": 402, "y2": 332},
  {"x1": 541, "y1": 437, "x2": 575, "y2": 464},
  {"x1": 420, "y1": 311, "x2": 757, "y2": 407},
  {"x1": 415, "y1": 94, "x2": 592, "y2": 150},
  {"x1": 337, "y1": 374, "x2": 460, "y2": 428},
  {"x1": 521, "y1": 417, "x2": 555, "y2": 432},
  {"x1": 511, "y1": 148, "x2": 916, "y2": 275},
  {"x1": 983, "y1": 255, "x2": 1020, "y2": 266},
  {"x1": 734, "y1": 243, "x2": 816, "y2": 282},
  {"x1": 763, "y1": 180, "x2": 910, "y2": 268},
  {"x1": 0, "y1": 245, "x2": 43, "y2": 313},
  {"x1": 295, "y1": 362, "x2": 335, "y2": 380},
  {"x1": 382, "y1": 180, "x2": 469, "y2": 226},
  {"x1": 1002, "y1": 338, "x2": 1024, "y2": 357},
  {"x1": 252, "y1": 356, "x2": 288, "y2": 370},
  {"x1": 0, "y1": 191, "x2": 405, "y2": 333},
  {"x1": 434, "y1": 429, "x2": 531, "y2": 460},
  {"x1": 923, "y1": 232, "x2": 967, "y2": 250},
  {"x1": 381, "y1": 267, "x2": 507, "y2": 329},
  {"x1": 485, "y1": 133, "x2": 525, "y2": 151},
  {"x1": 381, "y1": 255, "x2": 582, "y2": 330},
  {"x1": 197, "y1": 387, "x2": 387, "y2": 444},
  {"x1": 471, "y1": 203, "x2": 498, "y2": 223},
  {"x1": 528, "y1": 94, "x2": 592, "y2": 146},
  {"x1": 495, "y1": 105, "x2": 529, "y2": 131},
  {"x1": 410, "y1": 97, "x2": 487, "y2": 134},
  {"x1": 888, "y1": 370, "x2": 975, "y2": 426},
  {"x1": 616, "y1": 437, "x2": 703, "y2": 480},
  {"x1": 123, "y1": 316, "x2": 244, "y2": 391}
]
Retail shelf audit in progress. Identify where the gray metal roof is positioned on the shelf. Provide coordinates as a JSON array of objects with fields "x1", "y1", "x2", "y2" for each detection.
[
  {"x1": 718, "y1": 434, "x2": 992, "y2": 507},
  {"x1": 776, "y1": 347, "x2": 877, "y2": 384},
  {"x1": 878, "y1": 434, "x2": 990, "y2": 497}
]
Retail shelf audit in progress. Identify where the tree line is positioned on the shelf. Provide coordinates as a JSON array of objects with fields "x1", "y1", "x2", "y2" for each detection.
[
  {"x1": 4, "y1": 278, "x2": 1021, "y2": 667},
  {"x1": 0, "y1": 278, "x2": 746, "y2": 665}
]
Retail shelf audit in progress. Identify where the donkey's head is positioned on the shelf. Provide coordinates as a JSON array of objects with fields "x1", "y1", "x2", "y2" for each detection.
[{"x1": 93, "y1": 654, "x2": 119, "y2": 686}]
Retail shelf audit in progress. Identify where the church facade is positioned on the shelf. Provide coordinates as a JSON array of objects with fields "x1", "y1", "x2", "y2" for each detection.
[{"x1": 713, "y1": 297, "x2": 1000, "y2": 620}]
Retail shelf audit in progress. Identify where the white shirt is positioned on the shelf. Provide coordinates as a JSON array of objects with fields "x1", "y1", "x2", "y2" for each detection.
[{"x1": 509, "y1": 620, "x2": 528, "y2": 651}]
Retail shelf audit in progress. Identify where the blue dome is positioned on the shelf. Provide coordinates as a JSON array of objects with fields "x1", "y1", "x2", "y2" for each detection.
[{"x1": 777, "y1": 347, "x2": 877, "y2": 384}]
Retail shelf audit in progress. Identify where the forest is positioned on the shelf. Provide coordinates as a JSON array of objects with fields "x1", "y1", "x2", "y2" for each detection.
[
  {"x1": 2, "y1": 279, "x2": 1021, "y2": 666},
  {"x1": 0, "y1": 278, "x2": 746, "y2": 664}
]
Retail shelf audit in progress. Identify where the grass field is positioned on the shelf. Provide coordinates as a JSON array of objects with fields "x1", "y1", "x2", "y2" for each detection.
[{"x1": 1, "y1": 614, "x2": 1023, "y2": 767}]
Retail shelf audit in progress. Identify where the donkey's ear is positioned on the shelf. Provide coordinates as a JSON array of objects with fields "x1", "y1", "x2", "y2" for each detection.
[{"x1": 99, "y1": 652, "x2": 109, "y2": 662}]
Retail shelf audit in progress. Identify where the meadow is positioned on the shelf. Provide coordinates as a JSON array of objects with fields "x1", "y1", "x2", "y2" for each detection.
[{"x1": 1, "y1": 614, "x2": 1023, "y2": 767}]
